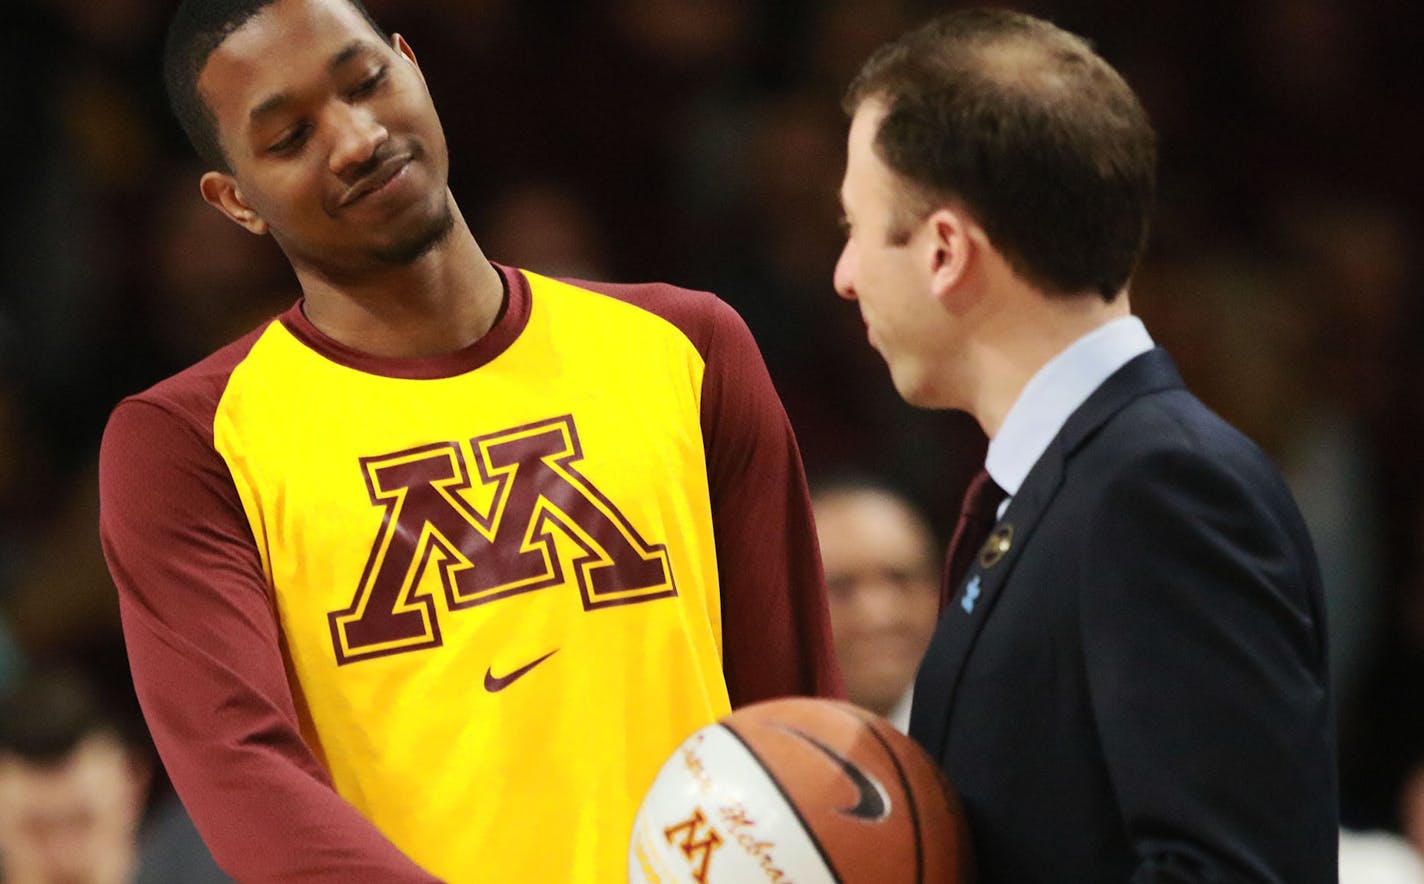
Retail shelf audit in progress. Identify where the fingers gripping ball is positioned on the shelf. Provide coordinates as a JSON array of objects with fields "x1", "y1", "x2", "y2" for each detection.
[{"x1": 629, "y1": 697, "x2": 973, "y2": 883}]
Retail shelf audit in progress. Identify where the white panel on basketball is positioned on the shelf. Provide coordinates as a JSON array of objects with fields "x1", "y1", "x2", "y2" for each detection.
[{"x1": 628, "y1": 724, "x2": 838, "y2": 884}]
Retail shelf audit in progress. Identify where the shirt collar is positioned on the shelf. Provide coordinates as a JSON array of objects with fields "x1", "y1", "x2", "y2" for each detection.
[{"x1": 985, "y1": 315, "x2": 1154, "y2": 497}]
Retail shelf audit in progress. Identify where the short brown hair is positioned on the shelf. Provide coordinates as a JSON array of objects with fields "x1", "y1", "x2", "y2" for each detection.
[{"x1": 845, "y1": 9, "x2": 1156, "y2": 300}]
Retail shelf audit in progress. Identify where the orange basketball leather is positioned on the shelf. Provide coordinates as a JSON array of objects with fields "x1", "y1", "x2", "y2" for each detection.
[{"x1": 720, "y1": 698, "x2": 974, "y2": 884}]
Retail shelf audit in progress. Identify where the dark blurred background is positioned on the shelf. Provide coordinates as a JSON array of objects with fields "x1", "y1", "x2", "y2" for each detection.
[{"x1": 2, "y1": 0, "x2": 1422, "y2": 848}]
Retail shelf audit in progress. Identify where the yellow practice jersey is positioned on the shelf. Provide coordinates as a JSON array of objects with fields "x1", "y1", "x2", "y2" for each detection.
[{"x1": 100, "y1": 265, "x2": 841, "y2": 882}]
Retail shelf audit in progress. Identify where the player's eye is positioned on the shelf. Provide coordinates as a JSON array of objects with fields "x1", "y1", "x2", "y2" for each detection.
[
  {"x1": 350, "y1": 66, "x2": 388, "y2": 99},
  {"x1": 267, "y1": 123, "x2": 311, "y2": 155}
]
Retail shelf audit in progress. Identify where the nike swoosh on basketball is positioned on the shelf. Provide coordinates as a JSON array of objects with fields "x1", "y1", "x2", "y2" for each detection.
[
  {"x1": 777, "y1": 725, "x2": 890, "y2": 822},
  {"x1": 483, "y1": 649, "x2": 559, "y2": 692}
]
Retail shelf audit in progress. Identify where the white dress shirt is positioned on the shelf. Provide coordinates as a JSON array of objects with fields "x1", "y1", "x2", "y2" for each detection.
[
  {"x1": 985, "y1": 316, "x2": 1155, "y2": 514},
  {"x1": 887, "y1": 686, "x2": 913, "y2": 733}
]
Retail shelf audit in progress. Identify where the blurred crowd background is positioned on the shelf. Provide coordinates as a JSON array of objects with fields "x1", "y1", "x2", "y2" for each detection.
[{"x1": 2, "y1": 0, "x2": 1423, "y2": 865}]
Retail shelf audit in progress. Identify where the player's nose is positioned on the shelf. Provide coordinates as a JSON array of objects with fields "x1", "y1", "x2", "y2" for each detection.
[{"x1": 328, "y1": 104, "x2": 389, "y2": 176}]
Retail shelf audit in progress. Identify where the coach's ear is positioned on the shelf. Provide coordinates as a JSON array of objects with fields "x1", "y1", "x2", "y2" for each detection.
[
  {"x1": 200, "y1": 172, "x2": 269, "y2": 236},
  {"x1": 927, "y1": 206, "x2": 977, "y2": 309}
]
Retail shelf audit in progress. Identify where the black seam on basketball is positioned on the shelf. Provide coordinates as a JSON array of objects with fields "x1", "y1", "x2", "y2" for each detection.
[
  {"x1": 718, "y1": 722, "x2": 845, "y2": 884},
  {"x1": 842, "y1": 707, "x2": 926, "y2": 884}
]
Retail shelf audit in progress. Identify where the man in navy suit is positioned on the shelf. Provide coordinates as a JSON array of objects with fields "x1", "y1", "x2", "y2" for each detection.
[{"x1": 833, "y1": 9, "x2": 1338, "y2": 882}]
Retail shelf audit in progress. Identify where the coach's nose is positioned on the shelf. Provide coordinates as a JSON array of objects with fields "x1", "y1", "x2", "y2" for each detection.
[{"x1": 834, "y1": 237, "x2": 858, "y2": 301}]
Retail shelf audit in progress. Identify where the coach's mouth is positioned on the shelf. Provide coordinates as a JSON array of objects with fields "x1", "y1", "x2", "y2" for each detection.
[{"x1": 338, "y1": 153, "x2": 413, "y2": 208}]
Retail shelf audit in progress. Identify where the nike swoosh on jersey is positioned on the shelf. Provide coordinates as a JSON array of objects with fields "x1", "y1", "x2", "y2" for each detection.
[
  {"x1": 483, "y1": 649, "x2": 559, "y2": 692},
  {"x1": 777, "y1": 725, "x2": 890, "y2": 822}
]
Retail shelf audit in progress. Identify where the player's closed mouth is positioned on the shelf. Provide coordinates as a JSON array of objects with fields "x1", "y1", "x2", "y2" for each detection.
[{"x1": 339, "y1": 153, "x2": 413, "y2": 208}]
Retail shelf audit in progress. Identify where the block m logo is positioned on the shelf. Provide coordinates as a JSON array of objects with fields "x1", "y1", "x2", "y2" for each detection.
[
  {"x1": 664, "y1": 808, "x2": 723, "y2": 884},
  {"x1": 328, "y1": 415, "x2": 676, "y2": 663}
]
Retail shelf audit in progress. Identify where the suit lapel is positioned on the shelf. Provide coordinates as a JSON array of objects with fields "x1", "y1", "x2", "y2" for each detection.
[
  {"x1": 908, "y1": 438, "x2": 1064, "y2": 754},
  {"x1": 909, "y1": 349, "x2": 1186, "y2": 758}
]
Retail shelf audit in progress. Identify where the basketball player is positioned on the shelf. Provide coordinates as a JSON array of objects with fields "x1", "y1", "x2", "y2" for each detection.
[
  {"x1": 811, "y1": 477, "x2": 939, "y2": 732},
  {"x1": 97, "y1": 0, "x2": 842, "y2": 880},
  {"x1": 834, "y1": 9, "x2": 1337, "y2": 881}
]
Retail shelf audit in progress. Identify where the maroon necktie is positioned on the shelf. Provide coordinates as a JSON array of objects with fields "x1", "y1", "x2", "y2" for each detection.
[{"x1": 940, "y1": 468, "x2": 1007, "y2": 611}]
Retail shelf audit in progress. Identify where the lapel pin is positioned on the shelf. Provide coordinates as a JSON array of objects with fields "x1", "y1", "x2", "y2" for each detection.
[
  {"x1": 961, "y1": 575, "x2": 982, "y2": 614},
  {"x1": 978, "y1": 524, "x2": 1014, "y2": 570}
]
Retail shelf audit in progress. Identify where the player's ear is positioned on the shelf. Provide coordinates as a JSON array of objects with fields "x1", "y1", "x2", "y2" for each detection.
[
  {"x1": 927, "y1": 206, "x2": 975, "y2": 307},
  {"x1": 393, "y1": 33, "x2": 426, "y2": 85},
  {"x1": 199, "y1": 171, "x2": 269, "y2": 236}
]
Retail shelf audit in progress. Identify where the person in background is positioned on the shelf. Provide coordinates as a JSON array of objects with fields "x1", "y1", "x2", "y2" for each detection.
[
  {"x1": 1400, "y1": 761, "x2": 1424, "y2": 864},
  {"x1": 811, "y1": 476, "x2": 938, "y2": 731},
  {"x1": 0, "y1": 669, "x2": 148, "y2": 884},
  {"x1": 833, "y1": 9, "x2": 1336, "y2": 880},
  {"x1": 0, "y1": 667, "x2": 228, "y2": 884}
]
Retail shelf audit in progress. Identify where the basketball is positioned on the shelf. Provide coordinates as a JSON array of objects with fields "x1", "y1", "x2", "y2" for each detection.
[{"x1": 628, "y1": 697, "x2": 973, "y2": 883}]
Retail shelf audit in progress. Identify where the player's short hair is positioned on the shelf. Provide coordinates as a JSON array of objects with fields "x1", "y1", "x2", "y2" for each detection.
[
  {"x1": 844, "y1": 8, "x2": 1156, "y2": 301},
  {"x1": 164, "y1": 0, "x2": 389, "y2": 172}
]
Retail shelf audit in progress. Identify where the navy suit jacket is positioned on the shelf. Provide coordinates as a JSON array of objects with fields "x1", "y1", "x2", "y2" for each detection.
[{"x1": 910, "y1": 349, "x2": 1338, "y2": 882}]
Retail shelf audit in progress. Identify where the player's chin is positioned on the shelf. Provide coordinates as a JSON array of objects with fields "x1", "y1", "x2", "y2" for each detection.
[{"x1": 371, "y1": 200, "x2": 455, "y2": 266}]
